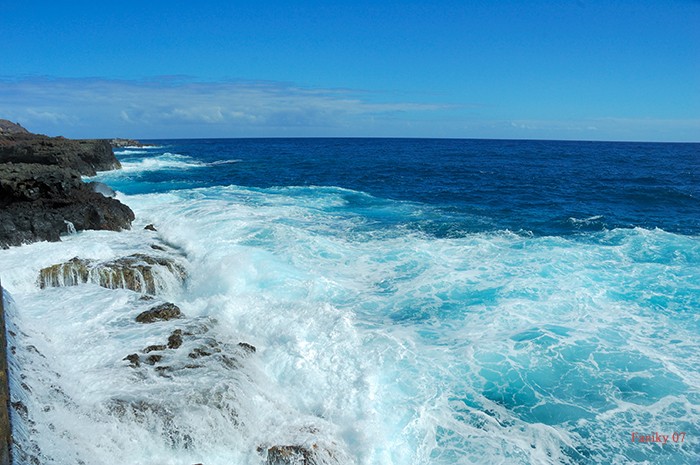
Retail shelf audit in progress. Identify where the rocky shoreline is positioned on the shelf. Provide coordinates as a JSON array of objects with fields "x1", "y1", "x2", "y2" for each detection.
[
  {"x1": 1, "y1": 120, "x2": 337, "y2": 464},
  {"x1": 0, "y1": 120, "x2": 135, "y2": 249}
]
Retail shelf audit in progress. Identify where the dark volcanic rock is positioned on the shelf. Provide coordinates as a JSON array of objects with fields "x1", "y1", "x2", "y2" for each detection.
[
  {"x1": 124, "y1": 353, "x2": 140, "y2": 367},
  {"x1": 110, "y1": 138, "x2": 146, "y2": 148},
  {"x1": 266, "y1": 446, "x2": 313, "y2": 465},
  {"x1": 238, "y1": 342, "x2": 256, "y2": 354},
  {"x1": 135, "y1": 303, "x2": 182, "y2": 323},
  {"x1": 167, "y1": 330, "x2": 183, "y2": 349},
  {"x1": 0, "y1": 123, "x2": 133, "y2": 248},
  {"x1": 0, "y1": 163, "x2": 134, "y2": 248},
  {"x1": 0, "y1": 134, "x2": 121, "y2": 175}
]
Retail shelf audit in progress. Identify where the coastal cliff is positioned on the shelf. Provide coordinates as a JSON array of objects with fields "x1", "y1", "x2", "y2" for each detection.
[{"x1": 0, "y1": 119, "x2": 134, "y2": 248}]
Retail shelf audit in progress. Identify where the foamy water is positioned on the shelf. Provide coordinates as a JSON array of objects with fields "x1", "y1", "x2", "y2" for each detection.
[{"x1": 3, "y1": 139, "x2": 699, "y2": 464}]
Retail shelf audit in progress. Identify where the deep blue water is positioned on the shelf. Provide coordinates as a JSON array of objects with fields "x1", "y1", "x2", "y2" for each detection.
[{"x1": 112, "y1": 138, "x2": 700, "y2": 237}]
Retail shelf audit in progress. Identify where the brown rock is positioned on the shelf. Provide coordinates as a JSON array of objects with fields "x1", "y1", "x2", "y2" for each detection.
[
  {"x1": 38, "y1": 254, "x2": 186, "y2": 295},
  {"x1": 135, "y1": 303, "x2": 182, "y2": 323},
  {"x1": 168, "y1": 330, "x2": 183, "y2": 349}
]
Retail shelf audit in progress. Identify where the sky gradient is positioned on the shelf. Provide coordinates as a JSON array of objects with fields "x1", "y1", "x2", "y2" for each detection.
[{"x1": 1, "y1": 0, "x2": 698, "y2": 141}]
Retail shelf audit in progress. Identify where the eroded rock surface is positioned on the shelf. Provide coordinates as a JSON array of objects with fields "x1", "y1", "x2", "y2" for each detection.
[{"x1": 38, "y1": 253, "x2": 186, "y2": 295}]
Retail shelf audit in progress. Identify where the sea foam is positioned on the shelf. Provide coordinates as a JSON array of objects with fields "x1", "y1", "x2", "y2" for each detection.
[{"x1": 3, "y1": 139, "x2": 700, "y2": 464}]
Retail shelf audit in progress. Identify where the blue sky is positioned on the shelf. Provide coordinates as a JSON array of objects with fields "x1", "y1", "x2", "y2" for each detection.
[{"x1": 1, "y1": 0, "x2": 698, "y2": 141}]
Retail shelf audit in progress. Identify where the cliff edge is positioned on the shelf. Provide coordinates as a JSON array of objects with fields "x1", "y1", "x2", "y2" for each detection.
[{"x1": 0, "y1": 119, "x2": 134, "y2": 249}]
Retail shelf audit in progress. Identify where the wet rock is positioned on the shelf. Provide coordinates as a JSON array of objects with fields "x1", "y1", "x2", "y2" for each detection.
[
  {"x1": 143, "y1": 344, "x2": 166, "y2": 353},
  {"x1": 11, "y1": 400, "x2": 29, "y2": 422},
  {"x1": 145, "y1": 354, "x2": 163, "y2": 365},
  {"x1": 150, "y1": 244, "x2": 167, "y2": 251},
  {"x1": 0, "y1": 163, "x2": 134, "y2": 248},
  {"x1": 188, "y1": 347, "x2": 213, "y2": 359},
  {"x1": 144, "y1": 224, "x2": 157, "y2": 231},
  {"x1": 154, "y1": 366, "x2": 172, "y2": 376},
  {"x1": 168, "y1": 330, "x2": 183, "y2": 349},
  {"x1": 0, "y1": 125, "x2": 131, "y2": 247},
  {"x1": 238, "y1": 342, "x2": 256, "y2": 354},
  {"x1": 266, "y1": 445, "x2": 313, "y2": 465},
  {"x1": 38, "y1": 253, "x2": 187, "y2": 295},
  {"x1": 124, "y1": 353, "x2": 140, "y2": 367},
  {"x1": 135, "y1": 302, "x2": 182, "y2": 323}
]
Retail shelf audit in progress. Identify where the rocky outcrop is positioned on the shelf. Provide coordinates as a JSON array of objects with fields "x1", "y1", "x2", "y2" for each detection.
[
  {"x1": 37, "y1": 253, "x2": 186, "y2": 295},
  {"x1": 110, "y1": 138, "x2": 149, "y2": 148},
  {"x1": 0, "y1": 133, "x2": 120, "y2": 176},
  {"x1": 0, "y1": 120, "x2": 133, "y2": 248},
  {"x1": 263, "y1": 444, "x2": 341, "y2": 465},
  {"x1": 135, "y1": 303, "x2": 182, "y2": 323},
  {"x1": 0, "y1": 163, "x2": 134, "y2": 248},
  {"x1": 0, "y1": 120, "x2": 29, "y2": 136}
]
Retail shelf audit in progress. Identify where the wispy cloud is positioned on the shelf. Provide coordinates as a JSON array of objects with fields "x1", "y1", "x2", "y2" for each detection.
[
  {"x1": 1, "y1": 76, "x2": 697, "y2": 141},
  {"x1": 505, "y1": 117, "x2": 700, "y2": 142},
  {"x1": 0, "y1": 76, "x2": 449, "y2": 138}
]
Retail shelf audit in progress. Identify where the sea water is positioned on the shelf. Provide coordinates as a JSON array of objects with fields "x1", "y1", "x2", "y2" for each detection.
[{"x1": 1, "y1": 138, "x2": 699, "y2": 464}]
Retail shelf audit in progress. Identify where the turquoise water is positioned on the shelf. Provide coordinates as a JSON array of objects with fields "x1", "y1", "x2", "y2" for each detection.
[{"x1": 3, "y1": 138, "x2": 699, "y2": 464}]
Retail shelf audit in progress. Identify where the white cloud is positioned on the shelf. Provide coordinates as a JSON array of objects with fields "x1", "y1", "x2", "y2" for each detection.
[
  {"x1": 0, "y1": 77, "x2": 697, "y2": 141},
  {"x1": 0, "y1": 77, "x2": 449, "y2": 138}
]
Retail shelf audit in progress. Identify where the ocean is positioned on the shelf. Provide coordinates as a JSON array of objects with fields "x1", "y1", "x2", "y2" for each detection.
[{"x1": 2, "y1": 138, "x2": 699, "y2": 464}]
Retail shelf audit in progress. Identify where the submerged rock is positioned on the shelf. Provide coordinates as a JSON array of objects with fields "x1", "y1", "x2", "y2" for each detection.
[
  {"x1": 167, "y1": 330, "x2": 183, "y2": 349},
  {"x1": 124, "y1": 354, "x2": 140, "y2": 368},
  {"x1": 266, "y1": 445, "x2": 313, "y2": 465},
  {"x1": 135, "y1": 302, "x2": 182, "y2": 323},
  {"x1": 143, "y1": 344, "x2": 167, "y2": 353},
  {"x1": 238, "y1": 342, "x2": 256, "y2": 354},
  {"x1": 38, "y1": 253, "x2": 187, "y2": 295}
]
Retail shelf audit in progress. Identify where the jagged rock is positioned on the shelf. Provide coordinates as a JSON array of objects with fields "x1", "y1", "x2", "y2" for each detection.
[
  {"x1": 0, "y1": 163, "x2": 134, "y2": 248},
  {"x1": 135, "y1": 303, "x2": 182, "y2": 323},
  {"x1": 124, "y1": 354, "x2": 140, "y2": 367},
  {"x1": 145, "y1": 354, "x2": 163, "y2": 365},
  {"x1": 144, "y1": 344, "x2": 166, "y2": 353},
  {"x1": 0, "y1": 119, "x2": 29, "y2": 135},
  {"x1": 238, "y1": 342, "x2": 256, "y2": 354},
  {"x1": 188, "y1": 347, "x2": 214, "y2": 359},
  {"x1": 0, "y1": 132, "x2": 120, "y2": 175},
  {"x1": 110, "y1": 138, "x2": 147, "y2": 148},
  {"x1": 144, "y1": 224, "x2": 157, "y2": 231},
  {"x1": 168, "y1": 330, "x2": 183, "y2": 349},
  {"x1": 38, "y1": 253, "x2": 186, "y2": 295},
  {"x1": 0, "y1": 124, "x2": 131, "y2": 248},
  {"x1": 266, "y1": 446, "x2": 314, "y2": 465}
]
